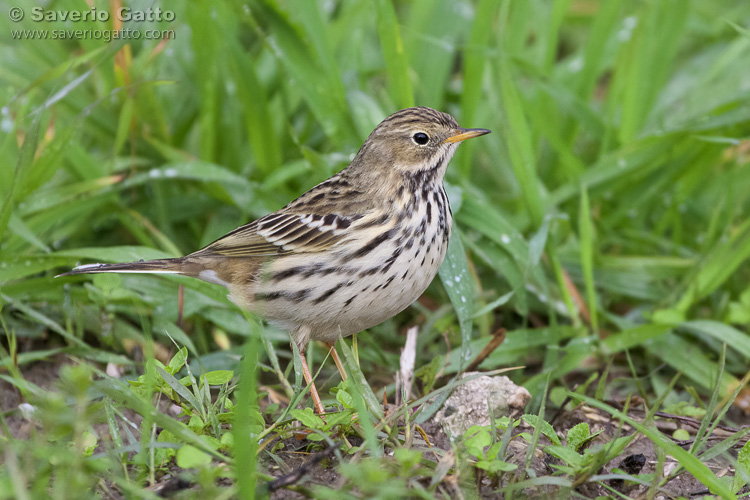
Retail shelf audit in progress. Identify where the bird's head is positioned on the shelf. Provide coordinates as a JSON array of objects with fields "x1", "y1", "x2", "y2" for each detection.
[{"x1": 352, "y1": 107, "x2": 490, "y2": 179}]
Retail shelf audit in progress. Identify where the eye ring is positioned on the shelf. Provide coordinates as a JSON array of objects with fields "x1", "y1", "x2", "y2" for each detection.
[{"x1": 412, "y1": 132, "x2": 429, "y2": 145}]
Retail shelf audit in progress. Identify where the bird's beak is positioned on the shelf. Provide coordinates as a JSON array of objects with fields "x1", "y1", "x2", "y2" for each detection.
[{"x1": 443, "y1": 127, "x2": 492, "y2": 144}]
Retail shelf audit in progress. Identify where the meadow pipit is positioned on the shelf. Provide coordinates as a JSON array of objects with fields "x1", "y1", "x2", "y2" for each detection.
[{"x1": 60, "y1": 107, "x2": 490, "y2": 413}]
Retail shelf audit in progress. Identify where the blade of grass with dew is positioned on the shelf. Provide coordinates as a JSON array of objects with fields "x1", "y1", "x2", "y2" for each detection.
[
  {"x1": 19, "y1": 161, "x2": 255, "y2": 217},
  {"x1": 458, "y1": 194, "x2": 549, "y2": 313},
  {"x1": 438, "y1": 225, "x2": 474, "y2": 372}
]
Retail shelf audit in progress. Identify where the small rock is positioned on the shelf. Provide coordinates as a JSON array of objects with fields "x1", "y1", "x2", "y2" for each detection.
[
  {"x1": 18, "y1": 403, "x2": 37, "y2": 420},
  {"x1": 106, "y1": 363, "x2": 123, "y2": 378},
  {"x1": 434, "y1": 373, "x2": 531, "y2": 436}
]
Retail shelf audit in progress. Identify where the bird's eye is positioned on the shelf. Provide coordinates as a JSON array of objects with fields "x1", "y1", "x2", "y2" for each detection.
[{"x1": 412, "y1": 132, "x2": 429, "y2": 145}]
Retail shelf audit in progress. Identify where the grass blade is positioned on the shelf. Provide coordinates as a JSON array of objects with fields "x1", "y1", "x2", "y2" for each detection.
[{"x1": 375, "y1": 0, "x2": 414, "y2": 109}]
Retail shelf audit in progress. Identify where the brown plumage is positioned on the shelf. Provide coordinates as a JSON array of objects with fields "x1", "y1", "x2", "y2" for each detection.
[{"x1": 59, "y1": 106, "x2": 490, "y2": 413}]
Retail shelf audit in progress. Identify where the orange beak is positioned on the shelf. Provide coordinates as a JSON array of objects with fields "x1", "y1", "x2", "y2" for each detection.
[{"x1": 443, "y1": 127, "x2": 491, "y2": 144}]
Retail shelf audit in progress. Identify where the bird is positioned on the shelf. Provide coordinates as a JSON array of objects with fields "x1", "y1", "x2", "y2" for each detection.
[{"x1": 59, "y1": 107, "x2": 490, "y2": 414}]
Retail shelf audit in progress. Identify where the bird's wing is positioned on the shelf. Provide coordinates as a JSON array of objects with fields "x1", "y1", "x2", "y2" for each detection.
[{"x1": 195, "y1": 211, "x2": 363, "y2": 257}]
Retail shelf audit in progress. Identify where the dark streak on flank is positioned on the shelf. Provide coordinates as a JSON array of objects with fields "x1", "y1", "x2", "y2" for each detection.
[
  {"x1": 254, "y1": 291, "x2": 283, "y2": 301},
  {"x1": 302, "y1": 263, "x2": 325, "y2": 278},
  {"x1": 313, "y1": 285, "x2": 340, "y2": 304},
  {"x1": 292, "y1": 288, "x2": 312, "y2": 303},
  {"x1": 352, "y1": 229, "x2": 395, "y2": 258},
  {"x1": 360, "y1": 266, "x2": 379, "y2": 277},
  {"x1": 272, "y1": 266, "x2": 303, "y2": 281},
  {"x1": 359, "y1": 213, "x2": 391, "y2": 229}
]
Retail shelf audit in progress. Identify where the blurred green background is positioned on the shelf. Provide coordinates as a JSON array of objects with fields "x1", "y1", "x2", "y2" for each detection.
[{"x1": 2, "y1": 0, "x2": 750, "y2": 404}]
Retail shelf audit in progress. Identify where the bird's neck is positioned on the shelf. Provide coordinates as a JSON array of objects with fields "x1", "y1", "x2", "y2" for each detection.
[{"x1": 344, "y1": 145, "x2": 456, "y2": 203}]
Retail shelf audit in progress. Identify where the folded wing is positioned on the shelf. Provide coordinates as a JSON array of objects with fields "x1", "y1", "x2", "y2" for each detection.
[{"x1": 193, "y1": 212, "x2": 362, "y2": 257}]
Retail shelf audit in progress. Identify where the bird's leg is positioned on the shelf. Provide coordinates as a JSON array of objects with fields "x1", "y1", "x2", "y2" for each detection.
[
  {"x1": 325, "y1": 342, "x2": 348, "y2": 381},
  {"x1": 296, "y1": 343, "x2": 325, "y2": 415}
]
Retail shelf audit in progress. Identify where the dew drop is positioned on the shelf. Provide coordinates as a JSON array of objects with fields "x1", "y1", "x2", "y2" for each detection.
[{"x1": 568, "y1": 57, "x2": 583, "y2": 73}]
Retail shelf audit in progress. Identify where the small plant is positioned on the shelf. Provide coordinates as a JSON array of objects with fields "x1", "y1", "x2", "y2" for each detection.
[{"x1": 463, "y1": 423, "x2": 518, "y2": 476}]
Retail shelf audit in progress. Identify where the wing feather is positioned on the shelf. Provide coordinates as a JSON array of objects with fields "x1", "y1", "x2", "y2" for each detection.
[{"x1": 195, "y1": 212, "x2": 361, "y2": 257}]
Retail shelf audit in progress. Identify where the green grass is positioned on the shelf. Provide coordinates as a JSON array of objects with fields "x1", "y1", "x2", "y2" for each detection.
[{"x1": 2, "y1": 0, "x2": 750, "y2": 498}]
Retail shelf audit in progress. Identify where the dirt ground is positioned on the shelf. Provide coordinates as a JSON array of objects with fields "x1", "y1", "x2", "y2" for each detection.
[{"x1": 3, "y1": 359, "x2": 749, "y2": 499}]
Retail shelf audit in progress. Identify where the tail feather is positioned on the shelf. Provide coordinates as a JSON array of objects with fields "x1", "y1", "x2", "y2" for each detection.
[{"x1": 56, "y1": 258, "x2": 186, "y2": 277}]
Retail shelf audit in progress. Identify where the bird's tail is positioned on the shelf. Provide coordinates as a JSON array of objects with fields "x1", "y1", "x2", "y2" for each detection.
[{"x1": 57, "y1": 257, "x2": 190, "y2": 278}]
